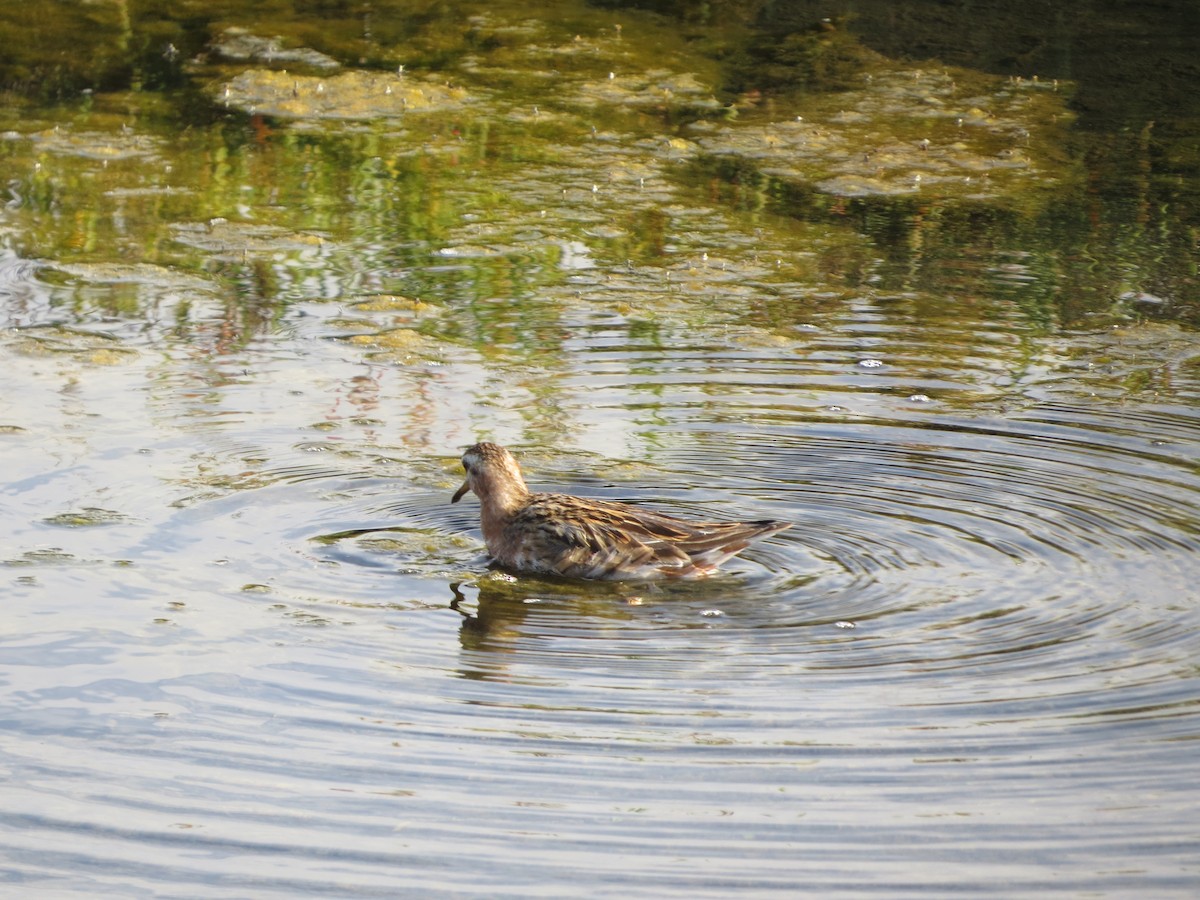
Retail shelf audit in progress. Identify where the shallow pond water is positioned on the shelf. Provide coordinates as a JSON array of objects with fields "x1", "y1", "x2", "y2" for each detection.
[{"x1": 2, "y1": 2, "x2": 1199, "y2": 896}]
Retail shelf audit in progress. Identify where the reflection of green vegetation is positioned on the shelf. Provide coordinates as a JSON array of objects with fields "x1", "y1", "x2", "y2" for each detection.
[
  {"x1": 0, "y1": 0, "x2": 1196, "y2": 430},
  {"x1": 0, "y1": 2, "x2": 133, "y2": 96},
  {"x1": 726, "y1": 15, "x2": 879, "y2": 94},
  {"x1": 0, "y1": 1, "x2": 489, "y2": 96}
]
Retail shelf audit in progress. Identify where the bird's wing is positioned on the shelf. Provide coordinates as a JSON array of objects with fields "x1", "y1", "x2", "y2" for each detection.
[
  {"x1": 513, "y1": 494, "x2": 692, "y2": 566},
  {"x1": 512, "y1": 494, "x2": 786, "y2": 578}
]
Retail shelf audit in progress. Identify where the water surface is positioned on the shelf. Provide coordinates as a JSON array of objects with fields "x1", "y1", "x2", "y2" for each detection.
[{"x1": 2, "y1": 1, "x2": 1199, "y2": 896}]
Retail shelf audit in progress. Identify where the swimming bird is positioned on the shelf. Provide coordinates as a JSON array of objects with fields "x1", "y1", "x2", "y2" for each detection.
[{"x1": 450, "y1": 442, "x2": 790, "y2": 580}]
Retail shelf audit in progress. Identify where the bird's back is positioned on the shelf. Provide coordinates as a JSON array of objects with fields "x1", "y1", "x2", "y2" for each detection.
[{"x1": 494, "y1": 492, "x2": 789, "y2": 580}]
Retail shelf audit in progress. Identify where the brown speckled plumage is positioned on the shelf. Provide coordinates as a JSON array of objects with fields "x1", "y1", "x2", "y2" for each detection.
[{"x1": 451, "y1": 442, "x2": 790, "y2": 580}]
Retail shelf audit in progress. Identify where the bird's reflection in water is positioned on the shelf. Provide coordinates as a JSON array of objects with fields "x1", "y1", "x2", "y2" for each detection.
[
  {"x1": 445, "y1": 566, "x2": 786, "y2": 681},
  {"x1": 446, "y1": 574, "x2": 653, "y2": 676},
  {"x1": 449, "y1": 579, "x2": 534, "y2": 653}
]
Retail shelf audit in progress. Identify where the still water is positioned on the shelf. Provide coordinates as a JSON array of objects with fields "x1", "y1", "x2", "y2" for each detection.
[{"x1": 2, "y1": 1, "x2": 1199, "y2": 896}]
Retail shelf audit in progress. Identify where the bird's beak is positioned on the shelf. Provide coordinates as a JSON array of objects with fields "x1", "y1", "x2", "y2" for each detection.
[{"x1": 451, "y1": 479, "x2": 471, "y2": 503}]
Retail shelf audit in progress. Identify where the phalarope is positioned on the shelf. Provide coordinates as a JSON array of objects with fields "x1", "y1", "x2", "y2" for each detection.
[{"x1": 451, "y1": 442, "x2": 790, "y2": 580}]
